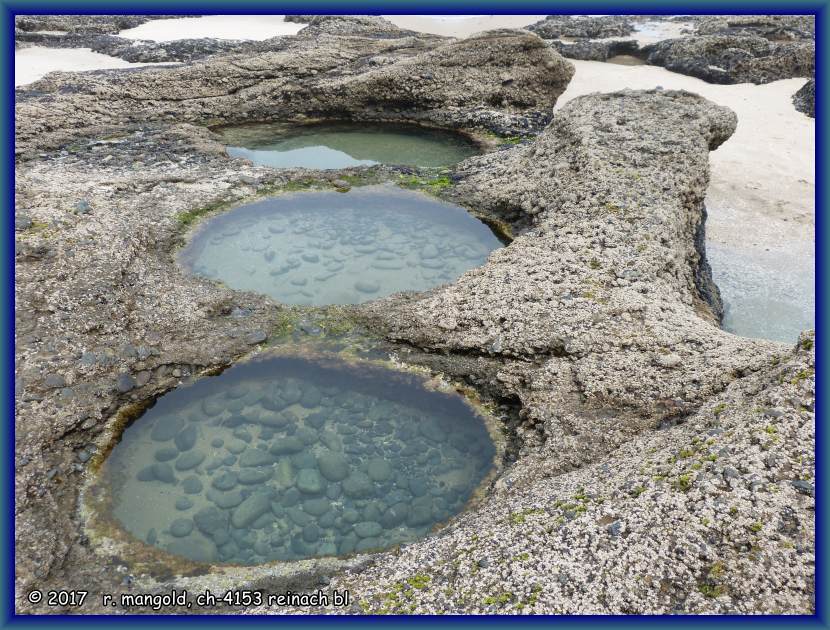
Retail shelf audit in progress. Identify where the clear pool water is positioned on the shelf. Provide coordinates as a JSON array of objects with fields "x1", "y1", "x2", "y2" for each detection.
[
  {"x1": 215, "y1": 121, "x2": 481, "y2": 169},
  {"x1": 707, "y1": 241, "x2": 815, "y2": 344},
  {"x1": 179, "y1": 186, "x2": 503, "y2": 306},
  {"x1": 99, "y1": 356, "x2": 496, "y2": 565}
]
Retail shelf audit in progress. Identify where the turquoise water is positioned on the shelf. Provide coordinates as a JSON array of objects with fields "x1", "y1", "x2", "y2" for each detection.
[
  {"x1": 100, "y1": 356, "x2": 496, "y2": 565},
  {"x1": 179, "y1": 186, "x2": 503, "y2": 306},
  {"x1": 216, "y1": 121, "x2": 480, "y2": 169}
]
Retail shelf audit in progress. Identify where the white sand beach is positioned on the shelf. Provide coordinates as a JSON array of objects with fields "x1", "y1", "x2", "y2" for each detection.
[
  {"x1": 14, "y1": 46, "x2": 178, "y2": 87},
  {"x1": 118, "y1": 15, "x2": 304, "y2": 41}
]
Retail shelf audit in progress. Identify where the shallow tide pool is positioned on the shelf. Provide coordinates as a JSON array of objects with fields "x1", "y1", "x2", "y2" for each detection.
[
  {"x1": 215, "y1": 121, "x2": 481, "y2": 169},
  {"x1": 179, "y1": 186, "x2": 503, "y2": 306},
  {"x1": 707, "y1": 241, "x2": 815, "y2": 344},
  {"x1": 98, "y1": 356, "x2": 497, "y2": 565}
]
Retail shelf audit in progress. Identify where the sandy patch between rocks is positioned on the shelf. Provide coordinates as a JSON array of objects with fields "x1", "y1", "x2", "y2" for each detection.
[
  {"x1": 559, "y1": 60, "x2": 814, "y2": 340},
  {"x1": 558, "y1": 60, "x2": 814, "y2": 248},
  {"x1": 14, "y1": 46, "x2": 180, "y2": 87},
  {"x1": 118, "y1": 15, "x2": 304, "y2": 41}
]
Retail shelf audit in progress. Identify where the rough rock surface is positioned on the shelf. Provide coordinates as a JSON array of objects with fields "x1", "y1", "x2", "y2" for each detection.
[
  {"x1": 14, "y1": 21, "x2": 574, "y2": 612},
  {"x1": 303, "y1": 91, "x2": 816, "y2": 615},
  {"x1": 14, "y1": 14, "x2": 181, "y2": 35},
  {"x1": 643, "y1": 34, "x2": 814, "y2": 84},
  {"x1": 793, "y1": 79, "x2": 815, "y2": 118},
  {"x1": 15, "y1": 31, "x2": 250, "y2": 63},
  {"x1": 15, "y1": 22, "x2": 570, "y2": 156},
  {"x1": 549, "y1": 38, "x2": 641, "y2": 62},
  {"x1": 276, "y1": 331, "x2": 814, "y2": 614},
  {"x1": 14, "y1": 15, "x2": 814, "y2": 616},
  {"x1": 528, "y1": 15, "x2": 635, "y2": 40},
  {"x1": 693, "y1": 14, "x2": 815, "y2": 40}
]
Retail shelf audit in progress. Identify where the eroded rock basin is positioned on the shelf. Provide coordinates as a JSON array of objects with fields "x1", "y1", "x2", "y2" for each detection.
[
  {"x1": 94, "y1": 354, "x2": 497, "y2": 566},
  {"x1": 179, "y1": 186, "x2": 504, "y2": 306},
  {"x1": 216, "y1": 121, "x2": 481, "y2": 169}
]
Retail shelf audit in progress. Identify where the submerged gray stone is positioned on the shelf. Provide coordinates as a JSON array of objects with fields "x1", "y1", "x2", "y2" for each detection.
[
  {"x1": 211, "y1": 471, "x2": 238, "y2": 491},
  {"x1": 343, "y1": 472, "x2": 374, "y2": 499},
  {"x1": 226, "y1": 438, "x2": 248, "y2": 454},
  {"x1": 239, "y1": 449, "x2": 275, "y2": 467},
  {"x1": 355, "y1": 280, "x2": 380, "y2": 294},
  {"x1": 354, "y1": 521, "x2": 383, "y2": 538},
  {"x1": 193, "y1": 506, "x2": 229, "y2": 536},
  {"x1": 303, "y1": 498, "x2": 331, "y2": 517},
  {"x1": 238, "y1": 468, "x2": 273, "y2": 484},
  {"x1": 367, "y1": 458, "x2": 393, "y2": 482},
  {"x1": 151, "y1": 463, "x2": 176, "y2": 484},
  {"x1": 207, "y1": 488, "x2": 245, "y2": 509},
  {"x1": 270, "y1": 436, "x2": 304, "y2": 455},
  {"x1": 232, "y1": 493, "x2": 273, "y2": 529},
  {"x1": 317, "y1": 451, "x2": 350, "y2": 482},
  {"x1": 154, "y1": 446, "x2": 179, "y2": 462},
  {"x1": 174, "y1": 450, "x2": 205, "y2": 471},
  {"x1": 181, "y1": 476, "x2": 203, "y2": 495},
  {"x1": 150, "y1": 416, "x2": 184, "y2": 442},
  {"x1": 296, "y1": 469, "x2": 325, "y2": 494}
]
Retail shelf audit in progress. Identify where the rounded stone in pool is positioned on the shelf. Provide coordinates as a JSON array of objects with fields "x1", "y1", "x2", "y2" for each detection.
[
  {"x1": 215, "y1": 121, "x2": 481, "y2": 169},
  {"x1": 179, "y1": 186, "x2": 503, "y2": 305},
  {"x1": 99, "y1": 356, "x2": 496, "y2": 565}
]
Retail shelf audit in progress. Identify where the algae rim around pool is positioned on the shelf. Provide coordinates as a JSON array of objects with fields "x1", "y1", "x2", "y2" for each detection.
[{"x1": 80, "y1": 346, "x2": 506, "y2": 578}]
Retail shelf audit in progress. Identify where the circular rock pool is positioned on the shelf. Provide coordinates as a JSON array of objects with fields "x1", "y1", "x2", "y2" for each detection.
[
  {"x1": 215, "y1": 121, "x2": 481, "y2": 169},
  {"x1": 179, "y1": 186, "x2": 503, "y2": 305},
  {"x1": 95, "y1": 355, "x2": 497, "y2": 565}
]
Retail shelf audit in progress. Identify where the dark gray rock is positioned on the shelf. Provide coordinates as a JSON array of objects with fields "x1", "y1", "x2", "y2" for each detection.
[
  {"x1": 239, "y1": 449, "x2": 275, "y2": 467},
  {"x1": 151, "y1": 463, "x2": 176, "y2": 484},
  {"x1": 174, "y1": 450, "x2": 205, "y2": 471},
  {"x1": 44, "y1": 373, "x2": 66, "y2": 389},
  {"x1": 245, "y1": 330, "x2": 267, "y2": 345},
  {"x1": 154, "y1": 446, "x2": 179, "y2": 462},
  {"x1": 343, "y1": 472, "x2": 374, "y2": 499},
  {"x1": 181, "y1": 476, "x2": 203, "y2": 494},
  {"x1": 791, "y1": 480, "x2": 814, "y2": 497},
  {"x1": 174, "y1": 425, "x2": 198, "y2": 451},
  {"x1": 793, "y1": 79, "x2": 815, "y2": 117},
  {"x1": 297, "y1": 469, "x2": 325, "y2": 494},
  {"x1": 116, "y1": 373, "x2": 136, "y2": 393},
  {"x1": 150, "y1": 416, "x2": 184, "y2": 442},
  {"x1": 231, "y1": 492, "x2": 273, "y2": 528},
  {"x1": 211, "y1": 471, "x2": 238, "y2": 491},
  {"x1": 317, "y1": 451, "x2": 350, "y2": 482}
]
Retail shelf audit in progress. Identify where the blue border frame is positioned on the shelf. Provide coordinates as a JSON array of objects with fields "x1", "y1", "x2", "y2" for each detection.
[{"x1": 3, "y1": 1, "x2": 826, "y2": 627}]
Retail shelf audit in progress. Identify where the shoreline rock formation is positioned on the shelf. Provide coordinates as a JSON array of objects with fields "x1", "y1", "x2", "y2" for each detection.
[
  {"x1": 793, "y1": 78, "x2": 815, "y2": 118},
  {"x1": 13, "y1": 16, "x2": 814, "y2": 615}
]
